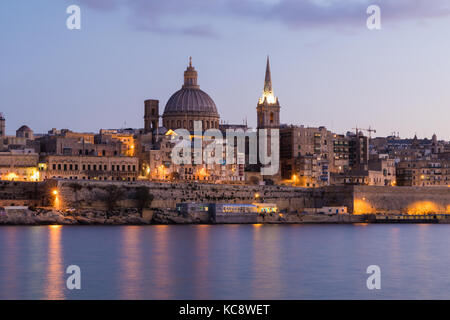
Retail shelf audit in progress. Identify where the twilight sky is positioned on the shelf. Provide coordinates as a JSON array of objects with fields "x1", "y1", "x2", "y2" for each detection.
[{"x1": 1, "y1": 0, "x2": 450, "y2": 139}]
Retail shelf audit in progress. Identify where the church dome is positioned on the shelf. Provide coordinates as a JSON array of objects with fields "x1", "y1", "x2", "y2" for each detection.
[
  {"x1": 162, "y1": 58, "x2": 220, "y2": 130},
  {"x1": 164, "y1": 88, "x2": 218, "y2": 116},
  {"x1": 163, "y1": 58, "x2": 219, "y2": 118},
  {"x1": 17, "y1": 125, "x2": 32, "y2": 132}
]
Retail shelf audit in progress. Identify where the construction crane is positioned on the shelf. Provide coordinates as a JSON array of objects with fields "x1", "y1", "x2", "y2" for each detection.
[{"x1": 352, "y1": 126, "x2": 377, "y2": 139}]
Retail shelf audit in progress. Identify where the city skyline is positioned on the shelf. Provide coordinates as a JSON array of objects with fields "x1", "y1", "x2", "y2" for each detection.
[
  {"x1": 2, "y1": 0, "x2": 450, "y2": 305},
  {"x1": 1, "y1": 0, "x2": 450, "y2": 139}
]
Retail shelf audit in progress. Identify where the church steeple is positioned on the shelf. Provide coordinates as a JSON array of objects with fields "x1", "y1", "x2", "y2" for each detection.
[
  {"x1": 259, "y1": 56, "x2": 278, "y2": 105},
  {"x1": 183, "y1": 56, "x2": 199, "y2": 89},
  {"x1": 264, "y1": 56, "x2": 273, "y2": 94},
  {"x1": 257, "y1": 56, "x2": 280, "y2": 130}
]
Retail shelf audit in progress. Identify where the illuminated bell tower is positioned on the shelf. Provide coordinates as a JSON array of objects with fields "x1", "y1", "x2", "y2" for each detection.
[
  {"x1": 256, "y1": 57, "x2": 281, "y2": 179},
  {"x1": 257, "y1": 56, "x2": 280, "y2": 130}
]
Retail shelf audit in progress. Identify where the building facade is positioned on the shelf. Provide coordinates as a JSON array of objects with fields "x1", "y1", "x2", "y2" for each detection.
[
  {"x1": 41, "y1": 155, "x2": 139, "y2": 181},
  {"x1": 396, "y1": 159, "x2": 450, "y2": 187}
]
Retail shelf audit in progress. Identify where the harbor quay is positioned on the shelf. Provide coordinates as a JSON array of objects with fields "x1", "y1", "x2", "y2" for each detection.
[{"x1": 0, "y1": 180, "x2": 449, "y2": 225}]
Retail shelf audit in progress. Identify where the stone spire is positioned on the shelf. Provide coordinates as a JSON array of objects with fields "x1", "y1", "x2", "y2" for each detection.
[
  {"x1": 264, "y1": 56, "x2": 272, "y2": 94},
  {"x1": 183, "y1": 56, "x2": 199, "y2": 89},
  {"x1": 259, "y1": 56, "x2": 277, "y2": 105}
]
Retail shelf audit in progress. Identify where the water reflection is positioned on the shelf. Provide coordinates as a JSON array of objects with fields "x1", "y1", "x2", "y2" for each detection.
[
  {"x1": 1, "y1": 228, "x2": 19, "y2": 299},
  {"x1": 194, "y1": 225, "x2": 211, "y2": 298},
  {"x1": 251, "y1": 225, "x2": 282, "y2": 299},
  {"x1": 2, "y1": 225, "x2": 450, "y2": 299},
  {"x1": 45, "y1": 226, "x2": 65, "y2": 300},
  {"x1": 152, "y1": 225, "x2": 173, "y2": 299},
  {"x1": 119, "y1": 226, "x2": 143, "y2": 299}
]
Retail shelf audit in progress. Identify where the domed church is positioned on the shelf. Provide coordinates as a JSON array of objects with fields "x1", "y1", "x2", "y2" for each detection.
[{"x1": 162, "y1": 58, "x2": 220, "y2": 131}]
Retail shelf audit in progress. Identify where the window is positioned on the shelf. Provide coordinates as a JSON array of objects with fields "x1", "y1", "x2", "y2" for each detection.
[{"x1": 270, "y1": 112, "x2": 274, "y2": 123}]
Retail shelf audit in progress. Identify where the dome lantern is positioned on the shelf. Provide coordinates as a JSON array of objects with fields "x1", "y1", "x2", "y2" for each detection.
[{"x1": 182, "y1": 57, "x2": 200, "y2": 89}]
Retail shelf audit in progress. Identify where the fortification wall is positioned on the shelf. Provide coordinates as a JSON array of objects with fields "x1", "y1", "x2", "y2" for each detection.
[
  {"x1": 352, "y1": 186, "x2": 450, "y2": 214},
  {"x1": 0, "y1": 180, "x2": 47, "y2": 206},
  {"x1": 1, "y1": 180, "x2": 448, "y2": 215},
  {"x1": 54, "y1": 180, "x2": 314, "y2": 211}
]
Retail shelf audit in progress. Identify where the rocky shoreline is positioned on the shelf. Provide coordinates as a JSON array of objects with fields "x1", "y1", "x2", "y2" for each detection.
[
  {"x1": 0, "y1": 207, "x2": 357, "y2": 225},
  {"x1": 0, "y1": 208, "x2": 175, "y2": 225},
  {"x1": 2, "y1": 207, "x2": 449, "y2": 225}
]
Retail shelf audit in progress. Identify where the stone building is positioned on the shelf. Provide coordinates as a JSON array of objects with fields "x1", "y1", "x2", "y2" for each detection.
[
  {"x1": 96, "y1": 130, "x2": 136, "y2": 156},
  {"x1": 330, "y1": 170, "x2": 382, "y2": 186},
  {"x1": 38, "y1": 129, "x2": 129, "y2": 157},
  {"x1": 332, "y1": 134, "x2": 350, "y2": 173},
  {"x1": 162, "y1": 58, "x2": 220, "y2": 131},
  {"x1": 372, "y1": 134, "x2": 446, "y2": 162},
  {"x1": 368, "y1": 155, "x2": 396, "y2": 186},
  {"x1": 348, "y1": 131, "x2": 369, "y2": 171},
  {"x1": 144, "y1": 131, "x2": 245, "y2": 183},
  {"x1": 0, "y1": 118, "x2": 38, "y2": 153},
  {"x1": 0, "y1": 151, "x2": 40, "y2": 181},
  {"x1": 41, "y1": 155, "x2": 139, "y2": 181},
  {"x1": 16, "y1": 125, "x2": 34, "y2": 140},
  {"x1": 280, "y1": 125, "x2": 334, "y2": 185},
  {"x1": 396, "y1": 159, "x2": 450, "y2": 187},
  {"x1": 280, "y1": 126, "x2": 334, "y2": 161}
]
